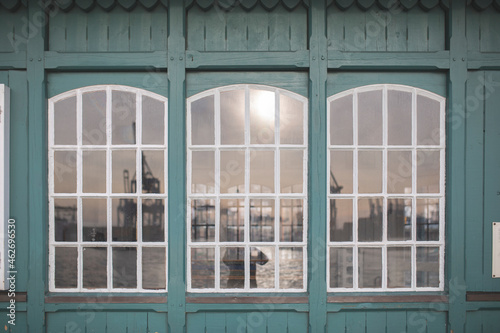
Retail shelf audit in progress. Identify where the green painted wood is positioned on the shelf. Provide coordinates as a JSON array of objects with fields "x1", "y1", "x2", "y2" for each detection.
[
  {"x1": 45, "y1": 302, "x2": 168, "y2": 312},
  {"x1": 466, "y1": 9, "x2": 480, "y2": 52},
  {"x1": 364, "y1": 9, "x2": 386, "y2": 52},
  {"x1": 204, "y1": 7, "x2": 226, "y2": 51},
  {"x1": 87, "y1": 9, "x2": 109, "y2": 52},
  {"x1": 480, "y1": 10, "x2": 500, "y2": 52},
  {"x1": 48, "y1": 7, "x2": 67, "y2": 52},
  {"x1": 206, "y1": 312, "x2": 226, "y2": 332},
  {"x1": 481, "y1": 310, "x2": 500, "y2": 332},
  {"x1": 267, "y1": 311, "x2": 288, "y2": 333},
  {"x1": 46, "y1": 312, "x2": 87, "y2": 333},
  {"x1": 386, "y1": 311, "x2": 407, "y2": 332},
  {"x1": 225, "y1": 312, "x2": 246, "y2": 332},
  {"x1": 289, "y1": 5, "x2": 307, "y2": 51},
  {"x1": 465, "y1": 71, "x2": 485, "y2": 291},
  {"x1": 287, "y1": 312, "x2": 308, "y2": 333},
  {"x1": 0, "y1": 11, "x2": 15, "y2": 52},
  {"x1": 8, "y1": 311, "x2": 28, "y2": 332},
  {"x1": 467, "y1": 51, "x2": 500, "y2": 70},
  {"x1": 344, "y1": 6, "x2": 366, "y2": 51},
  {"x1": 129, "y1": 7, "x2": 152, "y2": 52},
  {"x1": 106, "y1": 312, "x2": 129, "y2": 331},
  {"x1": 269, "y1": 5, "x2": 290, "y2": 51},
  {"x1": 148, "y1": 312, "x2": 168, "y2": 332},
  {"x1": 407, "y1": 311, "x2": 430, "y2": 333},
  {"x1": 65, "y1": 8, "x2": 88, "y2": 52},
  {"x1": 130, "y1": 312, "x2": 149, "y2": 332},
  {"x1": 407, "y1": 7, "x2": 428, "y2": 52},
  {"x1": 427, "y1": 311, "x2": 447, "y2": 333},
  {"x1": 226, "y1": 6, "x2": 248, "y2": 51},
  {"x1": 247, "y1": 311, "x2": 267, "y2": 333},
  {"x1": 365, "y1": 311, "x2": 386, "y2": 333},
  {"x1": 186, "y1": 5, "x2": 205, "y2": 51},
  {"x1": 345, "y1": 312, "x2": 365, "y2": 333},
  {"x1": 0, "y1": 52, "x2": 26, "y2": 70},
  {"x1": 150, "y1": 7, "x2": 168, "y2": 51},
  {"x1": 326, "y1": 6, "x2": 344, "y2": 51},
  {"x1": 386, "y1": 9, "x2": 407, "y2": 51},
  {"x1": 327, "y1": 302, "x2": 450, "y2": 312},
  {"x1": 85, "y1": 312, "x2": 107, "y2": 333},
  {"x1": 427, "y1": 7, "x2": 446, "y2": 51},
  {"x1": 108, "y1": 6, "x2": 130, "y2": 51},
  {"x1": 327, "y1": 312, "x2": 346, "y2": 333},
  {"x1": 465, "y1": 311, "x2": 483, "y2": 333},
  {"x1": 247, "y1": 5, "x2": 269, "y2": 51},
  {"x1": 186, "y1": 313, "x2": 206, "y2": 333}
]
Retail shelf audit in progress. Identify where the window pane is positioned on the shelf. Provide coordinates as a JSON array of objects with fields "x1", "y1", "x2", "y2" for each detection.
[
  {"x1": 112, "y1": 198, "x2": 137, "y2": 242},
  {"x1": 112, "y1": 91, "x2": 136, "y2": 145},
  {"x1": 221, "y1": 90, "x2": 245, "y2": 145},
  {"x1": 280, "y1": 94, "x2": 303, "y2": 144},
  {"x1": 358, "y1": 248, "x2": 382, "y2": 288},
  {"x1": 82, "y1": 198, "x2": 107, "y2": 242},
  {"x1": 280, "y1": 199, "x2": 303, "y2": 242},
  {"x1": 329, "y1": 247, "x2": 353, "y2": 288},
  {"x1": 417, "y1": 150, "x2": 440, "y2": 193},
  {"x1": 191, "y1": 151, "x2": 215, "y2": 193},
  {"x1": 330, "y1": 150, "x2": 353, "y2": 194},
  {"x1": 279, "y1": 247, "x2": 303, "y2": 289},
  {"x1": 358, "y1": 198, "x2": 383, "y2": 242},
  {"x1": 143, "y1": 199, "x2": 165, "y2": 242},
  {"x1": 221, "y1": 247, "x2": 245, "y2": 289},
  {"x1": 220, "y1": 199, "x2": 245, "y2": 242},
  {"x1": 330, "y1": 199, "x2": 353, "y2": 242},
  {"x1": 142, "y1": 150, "x2": 164, "y2": 193},
  {"x1": 250, "y1": 90, "x2": 275, "y2": 144},
  {"x1": 387, "y1": 150, "x2": 412, "y2": 194},
  {"x1": 142, "y1": 96, "x2": 165, "y2": 145},
  {"x1": 54, "y1": 199, "x2": 77, "y2": 242},
  {"x1": 358, "y1": 150, "x2": 382, "y2": 193},
  {"x1": 54, "y1": 150, "x2": 77, "y2": 193},
  {"x1": 387, "y1": 198, "x2": 412, "y2": 241},
  {"x1": 417, "y1": 199, "x2": 439, "y2": 241},
  {"x1": 83, "y1": 247, "x2": 107, "y2": 289},
  {"x1": 191, "y1": 248, "x2": 215, "y2": 289},
  {"x1": 112, "y1": 150, "x2": 136, "y2": 193},
  {"x1": 82, "y1": 91, "x2": 106, "y2": 145},
  {"x1": 55, "y1": 247, "x2": 77, "y2": 288},
  {"x1": 191, "y1": 199, "x2": 215, "y2": 242},
  {"x1": 191, "y1": 95, "x2": 215, "y2": 145},
  {"x1": 142, "y1": 247, "x2": 166, "y2": 289},
  {"x1": 388, "y1": 90, "x2": 412, "y2": 145},
  {"x1": 417, "y1": 95, "x2": 441, "y2": 145},
  {"x1": 417, "y1": 247, "x2": 439, "y2": 287},
  {"x1": 250, "y1": 150, "x2": 274, "y2": 193},
  {"x1": 220, "y1": 150, "x2": 245, "y2": 193},
  {"x1": 251, "y1": 246, "x2": 274, "y2": 289},
  {"x1": 250, "y1": 199, "x2": 274, "y2": 242},
  {"x1": 358, "y1": 90, "x2": 382, "y2": 146},
  {"x1": 113, "y1": 247, "x2": 137, "y2": 288},
  {"x1": 280, "y1": 150, "x2": 303, "y2": 193},
  {"x1": 387, "y1": 247, "x2": 411, "y2": 288},
  {"x1": 82, "y1": 150, "x2": 106, "y2": 193},
  {"x1": 330, "y1": 95, "x2": 353, "y2": 145},
  {"x1": 54, "y1": 96, "x2": 77, "y2": 145}
]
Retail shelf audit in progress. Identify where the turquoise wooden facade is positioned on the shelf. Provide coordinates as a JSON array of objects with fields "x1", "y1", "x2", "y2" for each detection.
[{"x1": 0, "y1": 0, "x2": 499, "y2": 331}]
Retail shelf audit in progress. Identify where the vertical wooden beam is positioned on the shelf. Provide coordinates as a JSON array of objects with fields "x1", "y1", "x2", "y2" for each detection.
[
  {"x1": 26, "y1": 0, "x2": 47, "y2": 330},
  {"x1": 167, "y1": 0, "x2": 187, "y2": 331},
  {"x1": 447, "y1": 1, "x2": 467, "y2": 332},
  {"x1": 308, "y1": 0, "x2": 328, "y2": 332}
]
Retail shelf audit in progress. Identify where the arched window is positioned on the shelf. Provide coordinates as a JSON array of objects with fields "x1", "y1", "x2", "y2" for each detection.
[
  {"x1": 48, "y1": 85, "x2": 168, "y2": 292},
  {"x1": 187, "y1": 85, "x2": 308, "y2": 292},
  {"x1": 327, "y1": 84, "x2": 445, "y2": 291}
]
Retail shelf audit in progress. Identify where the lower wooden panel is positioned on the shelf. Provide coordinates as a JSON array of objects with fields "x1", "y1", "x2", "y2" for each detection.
[
  {"x1": 186, "y1": 311, "x2": 308, "y2": 333},
  {"x1": 0, "y1": 311, "x2": 28, "y2": 333},
  {"x1": 466, "y1": 310, "x2": 500, "y2": 333},
  {"x1": 45, "y1": 311, "x2": 167, "y2": 333}
]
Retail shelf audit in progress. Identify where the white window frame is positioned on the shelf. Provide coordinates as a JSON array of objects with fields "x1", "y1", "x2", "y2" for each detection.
[
  {"x1": 0, "y1": 85, "x2": 10, "y2": 290},
  {"x1": 327, "y1": 84, "x2": 446, "y2": 292},
  {"x1": 48, "y1": 85, "x2": 168, "y2": 292},
  {"x1": 187, "y1": 84, "x2": 308, "y2": 293}
]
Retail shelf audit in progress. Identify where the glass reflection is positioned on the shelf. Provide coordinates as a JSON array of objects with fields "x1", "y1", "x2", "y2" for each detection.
[
  {"x1": 387, "y1": 198, "x2": 412, "y2": 241},
  {"x1": 220, "y1": 199, "x2": 245, "y2": 242},
  {"x1": 330, "y1": 199, "x2": 353, "y2": 242},
  {"x1": 112, "y1": 150, "x2": 136, "y2": 193},
  {"x1": 250, "y1": 199, "x2": 274, "y2": 242},
  {"x1": 142, "y1": 150, "x2": 164, "y2": 193},
  {"x1": 358, "y1": 150, "x2": 382, "y2": 193},
  {"x1": 191, "y1": 95, "x2": 214, "y2": 145},
  {"x1": 387, "y1": 247, "x2": 411, "y2": 288},
  {"x1": 250, "y1": 90, "x2": 275, "y2": 144},
  {"x1": 250, "y1": 150, "x2": 274, "y2": 193},
  {"x1": 280, "y1": 199, "x2": 303, "y2": 242},
  {"x1": 417, "y1": 150, "x2": 440, "y2": 193},
  {"x1": 330, "y1": 96, "x2": 353, "y2": 145},
  {"x1": 54, "y1": 150, "x2": 77, "y2": 193},
  {"x1": 387, "y1": 151, "x2": 412, "y2": 194},
  {"x1": 329, "y1": 247, "x2": 353, "y2": 288},
  {"x1": 358, "y1": 90, "x2": 383, "y2": 145},
  {"x1": 250, "y1": 246, "x2": 274, "y2": 289},
  {"x1": 83, "y1": 247, "x2": 107, "y2": 288},
  {"x1": 330, "y1": 150, "x2": 352, "y2": 194},
  {"x1": 417, "y1": 199, "x2": 439, "y2": 241},
  {"x1": 280, "y1": 150, "x2": 303, "y2": 193},
  {"x1": 54, "y1": 198, "x2": 77, "y2": 242},
  {"x1": 142, "y1": 199, "x2": 165, "y2": 242},
  {"x1": 191, "y1": 151, "x2": 215, "y2": 193},
  {"x1": 142, "y1": 247, "x2": 166, "y2": 289},
  {"x1": 191, "y1": 199, "x2": 215, "y2": 242},
  {"x1": 220, "y1": 150, "x2": 245, "y2": 193},
  {"x1": 113, "y1": 247, "x2": 137, "y2": 288},
  {"x1": 191, "y1": 248, "x2": 215, "y2": 289},
  {"x1": 82, "y1": 198, "x2": 107, "y2": 242},
  {"x1": 417, "y1": 247, "x2": 439, "y2": 287},
  {"x1": 142, "y1": 96, "x2": 165, "y2": 145},
  {"x1": 388, "y1": 90, "x2": 412, "y2": 145},
  {"x1": 358, "y1": 198, "x2": 383, "y2": 242},
  {"x1": 279, "y1": 247, "x2": 303, "y2": 289},
  {"x1": 358, "y1": 247, "x2": 382, "y2": 288},
  {"x1": 82, "y1": 150, "x2": 106, "y2": 193},
  {"x1": 82, "y1": 91, "x2": 106, "y2": 145},
  {"x1": 112, "y1": 91, "x2": 136, "y2": 145},
  {"x1": 280, "y1": 94, "x2": 303, "y2": 144},
  {"x1": 221, "y1": 247, "x2": 245, "y2": 289},
  {"x1": 112, "y1": 198, "x2": 137, "y2": 242},
  {"x1": 55, "y1": 247, "x2": 77, "y2": 288},
  {"x1": 417, "y1": 95, "x2": 441, "y2": 145},
  {"x1": 54, "y1": 96, "x2": 77, "y2": 145},
  {"x1": 221, "y1": 90, "x2": 245, "y2": 145}
]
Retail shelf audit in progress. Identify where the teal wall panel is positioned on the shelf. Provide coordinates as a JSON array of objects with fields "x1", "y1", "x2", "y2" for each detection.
[
  {"x1": 0, "y1": 6, "x2": 28, "y2": 53},
  {"x1": 466, "y1": 310, "x2": 500, "y2": 332}
]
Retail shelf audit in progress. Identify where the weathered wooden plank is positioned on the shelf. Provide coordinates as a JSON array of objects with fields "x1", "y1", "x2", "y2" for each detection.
[
  {"x1": 186, "y1": 5, "x2": 205, "y2": 51},
  {"x1": 48, "y1": 7, "x2": 67, "y2": 52},
  {"x1": 287, "y1": 312, "x2": 308, "y2": 333},
  {"x1": 186, "y1": 296, "x2": 308, "y2": 303},
  {"x1": 11, "y1": 9, "x2": 28, "y2": 52},
  {"x1": 126, "y1": 312, "x2": 148, "y2": 332},
  {"x1": 87, "y1": 9, "x2": 109, "y2": 52},
  {"x1": 428, "y1": 7, "x2": 445, "y2": 51},
  {"x1": 326, "y1": 6, "x2": 344, "y2": 51},
  {"x1": 328, "y1": 295, "x2": 448, "y2": 303},
  {"x1": 0, "y1": 52, "x2": 27, "y2": 69},
  {"x1": 206, "y1": 313, "x2": 226, "y2": 332},
  {"x1": 247, "y1": 311, "x2": 267, "y2": 333},
  {"x1": 8, "y1": 311, "x2": 27, "y2": 332},
  {"x1": 129, "y1": 7, "x2": 151, "y2": 51},
  {"x1": 150, "y1": 7, "x2": 168, "y2": 51},
  {"x1": 365, "y1": 9, "x2": 387, "y2": 52},
  {"x1": 480, "y1": 10, "x2": 500, "y2": 52},
  {"x1": 386, "y1": 9, "x2": 407, "y2": 51},
  {"x1": 466, "y1": 9, "x2": 480, "y2": 52},
  {"x1": 345, "y1": 312, "x2": 365, "y2": 333},
  {"x1": 106, "y1": 312, "x2": 128, "y2": 332},
  {"x1": 247, "y1": 5, "x2": 269, "y2": 51},
  {"x1": 269, "y1": 5, "x2": 290, "y2": 51},
  {"x1": 467, "y1": 292, "x2": 500, "y2": 301},
  {"x1": 225, "y1": 312, "x2": 246, "y2": 332},
  {"x1": 186, "y1": 313, "x2": 206, "y2": 333},
  {"x1": 386, "y1": 311, "x2": 407, "y2": 332},
  {"x1": 426, "y1": 311, "x2": 447, "y2": 333},
  {"x1": 204, "y1": 7, "x2": 226, "y2": 51},
  {"x1": 147, "y1": 312, "x2": 168, "y2": 332},
  {"x1": 108, "y1": 6, "x2": 130, "y2": 51},
  {"x1": 407, "y1": 311, "x2": 429, "y2": 333},
  {"x1": 0, "y1": 11, "x2": 15, "y2": 52},
  {"x1": 327, "y1": 312, "x2": 346, "y2": 333},
  {"x1": 226, "y1": 6, "x2": 248, "y2": 51},
  {"x1": 267, "y1": 312, "x2": 288, "y2": 333},
  {"x1": 407, "y1": 7, "x2": 428, "y2": 51},
  {"x1": 45, "y1": 295, "x2": 168, "y2": 303},
  {"x1": 85, "y1": 312, "x2": 107, "y2": 333},
  {"x1": 289, "y1": 5, "x2": 307, "y2": 51},
  {"x1": 468, "y1": 51, "x2": 500, "y2": 70},
  {"x1": 482, "y1": 310, "x2": 500, "y2": 332},
  {"x1": 465, "y1": 311, "x2": 483, "y2": 333},
  {"x1": 344, "y1": 6, "x2": 365, "y2": 51},
  {"x1": 365, "y1": 311, "x2": 386, "y2": 333},
  {"x1": 65, "y1": 9, "x2": 88, "y2": 51}
]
